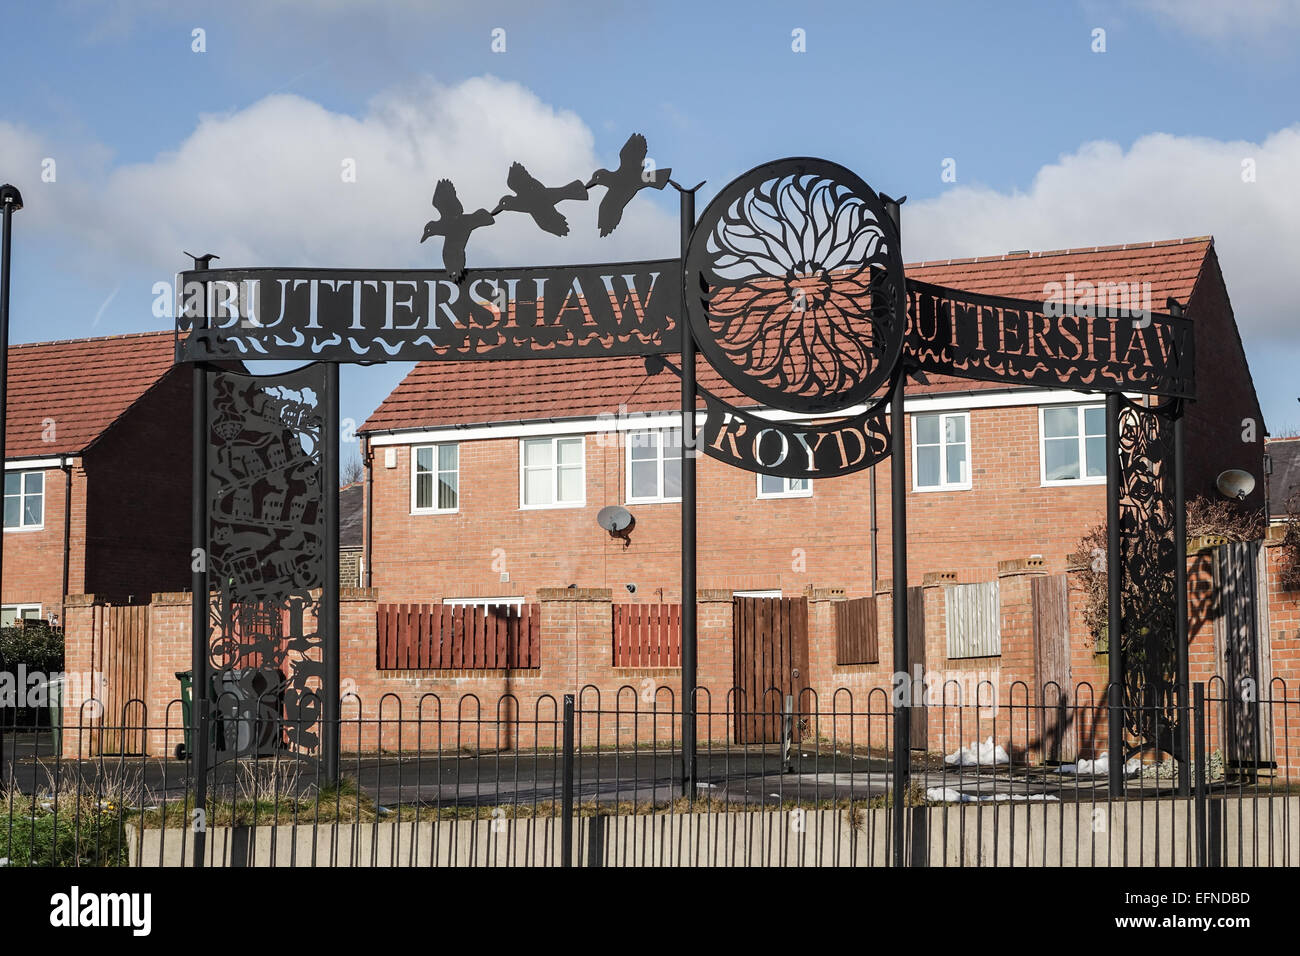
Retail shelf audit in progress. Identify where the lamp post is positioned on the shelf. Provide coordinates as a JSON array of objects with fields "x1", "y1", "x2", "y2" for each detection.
[{"x1": 0, "y1": 184, "x2": 24, "y2": 617}]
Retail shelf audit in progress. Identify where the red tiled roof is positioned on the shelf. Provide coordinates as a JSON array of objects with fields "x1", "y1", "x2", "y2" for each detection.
[
  {"x1": 6, "y1": 330, "x2": 179, "y2": 457},
  {"x1": 362, "y1": 237, "x2": 1215, "y2": 434}
]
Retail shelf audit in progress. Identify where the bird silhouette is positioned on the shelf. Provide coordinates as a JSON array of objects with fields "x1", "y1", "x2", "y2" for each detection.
[
  {"x1": 491, "y1": 162, "x2": 588, "y2": 237},
  {"x1": 182, "y1": 251, "x2": 220, "y2": 270},
  {"x1": 586, "y1": 134, "x2": 671, "y2": 238},
  {"x1": 420, "y1": 179, "x2": 495, "y2": 281}
]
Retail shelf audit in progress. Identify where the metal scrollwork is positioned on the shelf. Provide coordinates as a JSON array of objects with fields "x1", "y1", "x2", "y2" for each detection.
[
  {"x1": 1116, "y1": 400, "x2": 1180, "y2": 757},
  {"x1": 206, "y1": 364, "x2": 327, "y2": 761},
  {"x1": 685, "y1": 158, "x2": 907, "y2": 415}
]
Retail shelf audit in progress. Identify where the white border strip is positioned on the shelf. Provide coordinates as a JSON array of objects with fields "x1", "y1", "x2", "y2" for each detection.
[
  {"x1": 4, "y1": 457, "x2": 77, "y2": 471},
  {"x1": 367, "y1": 388, "x2": 1140, "y2": 447}
]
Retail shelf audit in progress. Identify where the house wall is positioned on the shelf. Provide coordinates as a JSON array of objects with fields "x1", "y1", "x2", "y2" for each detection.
[
  {"x1": 1, "y1": 461, "x2": 87, "y2": 621},
  {"x1": 366, "y1": 398, "x2": 1115, "y2": 605},
  {"x1": 82, "y1": 364, "x2": 193, "y2": 603}
]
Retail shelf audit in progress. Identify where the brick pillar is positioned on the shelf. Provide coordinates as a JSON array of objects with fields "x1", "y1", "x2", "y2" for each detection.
[
  {"x1": 996, "y1": 557, "x2": 1048, "y2": 762},
  {"x1": 143, "y1": 591, "x2": 190, "y2": 757},
  {"x1": 804, "y1": 586, "x2": 845, "y2": 706},
  {"x1": 60, "y1": 593, "x2": 98, "y2": 759},
  {"x1": 695, "y1": 588, "x2": 734, "y2": 742}
]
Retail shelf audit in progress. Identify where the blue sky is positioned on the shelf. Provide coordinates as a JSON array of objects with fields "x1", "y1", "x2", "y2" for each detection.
[{"x1": 3, "y1": 0, "x2": 1299, "y2": 462}]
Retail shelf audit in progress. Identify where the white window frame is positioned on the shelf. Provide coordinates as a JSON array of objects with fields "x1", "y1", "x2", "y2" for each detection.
[
  {"x1": 4, "y1": 470, "x2": 44, "y2": 532},
  {"x1": 519, "y1": 436, "x2": 586, "y2": 510},
  {"x1": 1039, "y1": 404, "x2": 1107, "y2": 487},
  {"x1": 756, "y1": 474, "x2": 813, "y2": 499},
  {"x1": 410, "y1": 443, "x2": 459, "y2": 515},
  {"x1": 626, "y1": 428, "x2": 682, "y2": 504},
  {"x1": 1, "y1": 604, "x2": 43, "y2": 627},
  {"x1": 442, "y1": 596, "x2": 524, "y2": 614},
  {"x1": 734, "y1": 589, "x2": 782, "y2": 598},
  {"x1": 911, "y1": 411, "x2": 971, "y2": 492}
]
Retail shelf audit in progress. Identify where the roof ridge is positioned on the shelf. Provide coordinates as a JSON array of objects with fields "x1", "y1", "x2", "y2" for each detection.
[
  {"x1": 10, "y1": 329, "x2": 174, "y2": 350},
  {"x1": 907, "y1": 236, "x2": 1214, "y2": 269}
]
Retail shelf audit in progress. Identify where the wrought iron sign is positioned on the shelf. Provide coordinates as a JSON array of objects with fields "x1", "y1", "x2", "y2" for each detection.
[{"x1": 177, "y1": 130, "x2": 1198, "y2": 818}]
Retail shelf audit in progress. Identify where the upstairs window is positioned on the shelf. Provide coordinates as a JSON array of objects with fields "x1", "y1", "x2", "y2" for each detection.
[
  {"x1": 1041, "y1": 405, "x2": 1106, "y2": 485},
  {"x1": 412, "y1": 444, "x2": 459, "y2": 513},
  {"x1": 627, "y1": 428, "x2": 682, "y2": 503},
  {"x1": 521, "y1": 437, "x2": 585, "y2": 508},
  {"x1": 912, "y1": 412, "x2": 970, "y2": 491},
  {"x1": 4, "y1": 471, "x2": 43, "y2": 530},
  {"x1": 757, "y1": 474, "x2": 811, "y2": 499}
]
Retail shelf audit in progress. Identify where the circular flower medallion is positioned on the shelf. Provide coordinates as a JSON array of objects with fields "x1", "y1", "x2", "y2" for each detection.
[{"x1": 685, "y1": 159, "x2": 907, "y2": 414}]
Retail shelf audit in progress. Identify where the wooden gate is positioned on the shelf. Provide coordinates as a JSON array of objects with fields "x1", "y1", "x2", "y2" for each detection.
[
  {"x1": 1031, "y1": 574, "x2": 1075, "y2": 762},
  {"x1": 1214, "y1": 541, "x2": 1274, "y2": 769},
  {"x1": 732, "y1": 596, "x2": 808, "y2": 744},
  {"x1": 89, "y1": 604, "x2": 150, "y2": 755}
]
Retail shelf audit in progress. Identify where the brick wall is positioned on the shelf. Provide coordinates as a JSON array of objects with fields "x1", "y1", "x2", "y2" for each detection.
[{"x1": 1, "y1": 463, "x2": 86, "y2": 619}]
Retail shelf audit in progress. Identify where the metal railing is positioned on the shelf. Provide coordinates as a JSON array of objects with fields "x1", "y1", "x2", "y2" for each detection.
[{"x1": 1, "y1": 680, "x2": 1295, "y2": 867}]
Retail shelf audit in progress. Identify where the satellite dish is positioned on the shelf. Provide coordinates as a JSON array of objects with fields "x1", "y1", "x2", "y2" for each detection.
[
  {"x1": 1215, "y1": 469, "x2": 1256, "y2": 501},
  {"x1": 597, "y1": 506, "x2": 634, "y2": 533}
]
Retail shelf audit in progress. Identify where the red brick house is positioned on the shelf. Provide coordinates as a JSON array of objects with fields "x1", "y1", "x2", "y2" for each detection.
[
  {"x1": 357, "y1": 236, "x2": 1264, "y2": 606},
  {"x1": 2, "y1": 331, "x2": 193, "y2": 625}
]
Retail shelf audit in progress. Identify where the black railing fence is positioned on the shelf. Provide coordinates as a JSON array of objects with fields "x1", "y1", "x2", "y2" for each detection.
[{"x1": 1, "y1": 680, "x2": 1296, "y2": 867}]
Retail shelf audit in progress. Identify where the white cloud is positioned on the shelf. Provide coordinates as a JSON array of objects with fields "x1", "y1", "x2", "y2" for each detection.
[
  {"x1": 906, "y1": 126, "x2": 1300, "y2": 339},
  {"x1": 2, "y1": 74, "x2": 678, "y2": 280},
  {"x1": 1138, "y1": 0, "x2": 1300, "y2": 41}
]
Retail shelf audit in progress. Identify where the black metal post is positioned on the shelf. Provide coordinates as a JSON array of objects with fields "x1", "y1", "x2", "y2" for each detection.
[
  {"x1": 1173, "y1": 406, "x2": 1190, "y2": 796},
  {"x1": 1193, "y1": 681, "x2": 1206, "y2": 867},
  {"x1": 322, "y1": 362, "x2": 341, "y2": 783},
  {"x1": 0, "y1": 185, "x2": 21, "y2": 785},
  {"x1": 890, "y1": 371, "x2": 909, "y2": 865},
  {"x1": 883, "y1": 195, "x2": 909, "y2": 867},
  {"x1": 678, "y1": 185, "x2": 697, "y2": 799},
  {"x1": 189, "y1": 257, "x2": 211, "y2": 869},
  {"x1": 1106, "y1": 392, "x2": 1123, "y2": 797},
  {"x1": 561, "y1": 693, "x2": 575, "y2": 867}
]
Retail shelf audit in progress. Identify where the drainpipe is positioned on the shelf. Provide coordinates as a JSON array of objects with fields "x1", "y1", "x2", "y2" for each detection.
[
  {"x1": 363, "y1": 436, "x2": 373, "y2": 588},
  {"x1": 61, "y1": 459, "x2": 72, "y2": 626},
  {"x1": 869, "y1": 462, "x2": 878, "y2": 593}
]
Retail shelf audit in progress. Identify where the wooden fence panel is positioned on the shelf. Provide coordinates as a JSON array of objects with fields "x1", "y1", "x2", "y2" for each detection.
[
  {"x1": 611, "y1": 604, "x2": 683, "y2": 668},
  {"x1": 376, "y1": 604, "x2": 542, "y2": 670},
  {"x1": 834, "y1": 597, "x2": 878, "y2": 665}
]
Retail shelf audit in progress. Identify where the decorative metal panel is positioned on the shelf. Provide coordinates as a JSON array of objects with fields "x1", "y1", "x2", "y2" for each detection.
[
  {"x1": 1115, "y1": 402, "x2": 1179, "y2": 757},
  {"x1": 206, "y1": 364, "x2": 327, "y2": 760},
  {"x1": 176, "y1": 260, "x2": 680, "y2": 362},
  {"x1": 945, "y1": 582, "x2": 1001, "y2": 659},
  {"x1": 684, "y1": 158, "x2": 907, "y2": 416},
  {"x1": 907, "y1": 279, "x2": 1194, "y2": 400}
]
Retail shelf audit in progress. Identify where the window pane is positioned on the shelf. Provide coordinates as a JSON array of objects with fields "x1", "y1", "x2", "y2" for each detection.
[
  {"x1": 557, "y1": 465, "x2": 583, "y2": 502},
  {"x1": 415, "y1": 446, "x2": 433, "y2": 473},
  {"x1": 23, "y1": 494, "x2": 41, "y2": 526},
  {"x1": 23, "y1": 473, "x2": 42, "y2": 496},
  {"x1": 438, "y1": 474, "x2": 457, "y2": 510},
  {"x1": 944, "y1": 415, "x2": 965, "y2": 444},
  {"x1": 557, "y1": 438, "x2": 582, "y2": 466},
  {"x1": 3, "y1": 498, "x2": 17, "y2": 528},
  {"x1": 437, "y1": 444, "x2": 457, "y2": 472},
  {"x1": 1044, "y1": 407, "x2": 1079, "y2": 439},
  {"x1": 663, "y1": 428, "x2": 682, "y2": 456},
  {"x1": 4, "y1": 474, "x2": 17, "y2": 496},
  {"x1": 524, "y1": 468, "x2": 551, "y2": 505},
  {"x1": 915, "y1": 414, "x2": 940, "y2": 445},
  {"x1": 916, "y1": 445, "x2": 941, "y2": 487},
  {"x1": 1044, "y1": 437, "x2": 1080, "y2": 480},
  {"x1": 415, "y1": 473, "x2": 433, "y2": 510},
  {"x1": 0, "y1": 608, "x2": 13, "y2": 627},
  {"x1": 629, "y1": 431, "x2": 656, "y2": 459},
  {"x1": 523, "y1": 439, "x2": 551, "y2": 468},
  {"x1": 760, "y1": 474, "x2": 783, "y2": 495},
  {"x1": 1083, "y1": 405, "x2": 1106, "y2": 437},
  {"x1": 946, "y1": 443, "x2": 967, "y2": 485},
  {"x1": 1085, "y1": 436, "x2": 1106, "y2": 477},
  {"x1": 788, "y1": 477, "x2": 809, "y2": 493},
  {"x1": 663, "y1": 456, "x2": 682, "y2": 498},
  {"x1": 631, "y1": 460, "x2": 659, "y2": 498}
]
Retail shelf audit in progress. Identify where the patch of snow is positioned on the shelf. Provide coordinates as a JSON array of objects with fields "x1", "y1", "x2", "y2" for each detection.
[
  {"x1": 1055, "y1": 752, "x2": 1140, "y2": 776},
  {"x1": 943, "y1": 736, "x2": 1009, "y2": 767},
  {"x1": 925, "y1": 787, "x2": 1059, "y2": 804}
]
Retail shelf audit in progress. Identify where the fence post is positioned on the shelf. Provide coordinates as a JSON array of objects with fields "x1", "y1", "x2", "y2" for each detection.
[
  {"x1": 782, "y1": 694, "x2": 794, "y2": 774},
  {"x1": 1194, "y1": 681, "x2": 1206, "y2": 868},
  {"x1": 561, "y1": 693, "x2": 575, "y2": 868}
]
